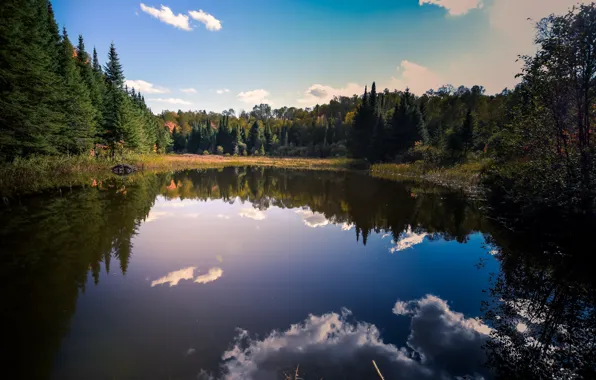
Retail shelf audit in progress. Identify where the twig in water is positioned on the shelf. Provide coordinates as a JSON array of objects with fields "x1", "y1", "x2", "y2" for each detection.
[{"x1": 372, "y1": 360, "x2": 385, "y2": 380}]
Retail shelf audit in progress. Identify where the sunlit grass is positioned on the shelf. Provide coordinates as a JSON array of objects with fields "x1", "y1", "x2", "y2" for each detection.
[
  {"x1": 0, "y1": 154, "x2": 356, "y2": 196},
  {"x1": 371, "y1": 160, "x2": 486, "y2": 194}
]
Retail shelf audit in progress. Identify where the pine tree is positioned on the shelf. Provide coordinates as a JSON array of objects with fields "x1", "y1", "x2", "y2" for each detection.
[
  {"x1": 248, "y1": 121, "x2": 261, "y2": 154},
  {"x1": 104, "y1": 42, "x2": 124, "y2": 88},
  {"x1": 348, "y1": 85, "x2": 374, "y2": 159},
  {"x1": 76, "y1": 35, "x2": 102, "y2": 133},
  {"x1": 389, "y1": 89, "x2": 425, "y2": 157},
  {"x1": 56, "y1": 27, "x2": 96, "y2": 154},
  {"x1": 461, "y1": 109, "x2": 476, "y2": 155},
  {"x1": 264, "y1": 124, "x2": 273, "y2": 153},
  {"x1": 0, "y1": 0, "x2": 64, "y2": 159}
]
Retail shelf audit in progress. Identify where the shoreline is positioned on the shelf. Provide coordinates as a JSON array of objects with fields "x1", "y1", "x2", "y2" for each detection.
[{"x1": 0, "y1": 154, "x2": 482, "y2": 197}]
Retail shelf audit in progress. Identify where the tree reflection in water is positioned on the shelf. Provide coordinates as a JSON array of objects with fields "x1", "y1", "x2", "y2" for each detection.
[{"x1": 1, "y1": 167, "x2": 594, "y2": 378}]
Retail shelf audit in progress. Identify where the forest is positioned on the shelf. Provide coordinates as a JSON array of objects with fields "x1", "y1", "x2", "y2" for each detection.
[{"x1": 1, "y1": 1, "x2": 596, "y2": 218}]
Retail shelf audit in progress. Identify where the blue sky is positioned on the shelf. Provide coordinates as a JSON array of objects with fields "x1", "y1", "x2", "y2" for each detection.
[{"x1": 52, "y1": 0, "x2": 584, "y2": 113}]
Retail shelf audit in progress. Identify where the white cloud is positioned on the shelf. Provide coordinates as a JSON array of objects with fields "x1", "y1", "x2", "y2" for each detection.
[
  {"x1": 389, "y1": 226, "x2": 428, "y2": 253},
  {"x1": 140, "y1": 3, "x2": 192, "y2": 31},
  {"x1": 393, "y1": 295, "x2": 492, "y2": 376},
  {"x1": 180, "y1": 88, "x2": 197, "y2": 94},
  {"x1": 341, "y1": 223, "x2": 354, "y2": 231},
  {"x1": 145, "y1": 210, "x2": 171, "y2": 223},
  {"x1": 125, "y1": 79, "x2": 170, "y2": 94},
  {"x1": 148, "y1": 98, "x2": 192, "y2": 105},
  {"x1": 298, "y1": 83, "x2": 363, "y2": 106},
  {"x1": 216, "y1": 214, "x2": 230, "y2": 220},
  {"x1": 419, "y1": 0, "x2": 484, "y2": 16},
  {"x1": 188, "y1": 10, "x2": 222, "y2": 31},
  {"x1": 151, "y1": 266, "x2": 196, "y2": 287},
  {"x1": 237, "y1": 89, "x2": 272, "y2": 105},
  {"x1": 239, "y1": 208, "x2": 266, "y2": 221},
  {"x1": 387, "y1": 60, "x2": 444, "y2": 95},
  {"x1": 216, "y1": 88, "x2": 230, "y2": 95},
  {"x1": 295, "y1": 209, "x2": 329, "y2": 228},
  {"x1": 205, "y1": 294, "x2": 491, "y2": 380},
  {"x1": 439, "y1": 0, "x2": 588, "y2": 93},
  {"x1": 194, "y1": 267, "x2": 223, "y2": 284}
]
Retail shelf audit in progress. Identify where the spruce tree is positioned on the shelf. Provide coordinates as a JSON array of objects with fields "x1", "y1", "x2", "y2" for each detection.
[
  {"x1": 104, "y1": 42, "x2": 124, "y2": 88},
  {"x1": 56, "y1": 27, "x2": 96, "y2": 154},
  {"x1": 76, "y1": 35, "x2": 102, "y2": 133},
  {"x1": 0, "y1": 0, "x2": 63, "y2": 159},
  {"x1": 248, "y1": 121, "x2": 261, "y2": 153}
]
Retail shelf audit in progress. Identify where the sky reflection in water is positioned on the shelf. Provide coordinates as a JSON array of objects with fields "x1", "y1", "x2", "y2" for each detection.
[{"x1": 1, "y1": 168, "x2": 500, "y2": 379}]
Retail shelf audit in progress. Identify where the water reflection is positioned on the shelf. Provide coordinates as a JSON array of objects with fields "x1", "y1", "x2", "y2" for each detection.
[
  {"x1": 1, "y1": 167, "x2": 591, "y2": 379},
  {"x1": 205, "y1": 294, "x2": 491, "y2": 380},
  {"x1": 482, "y1": 220, "x2": 596, "y2": 379}
]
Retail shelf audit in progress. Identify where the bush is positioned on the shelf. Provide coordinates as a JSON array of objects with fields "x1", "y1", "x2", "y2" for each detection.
[
  {"x1": 202, "y1": 150, "x2": 210, "y2": 155},
  {"x1": 224, "y1": 153, "x2": 230, "y2": 157},
  {"x1": 216, "y1": 146, "x2": 224, "y2": 155}
]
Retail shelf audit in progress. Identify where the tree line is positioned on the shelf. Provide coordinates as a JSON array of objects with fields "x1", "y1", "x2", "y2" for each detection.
[{"x1": 0, "y1": 0, "x2": 171, "y2": 161}]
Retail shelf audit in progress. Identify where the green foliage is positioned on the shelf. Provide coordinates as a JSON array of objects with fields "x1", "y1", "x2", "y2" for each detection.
[{"x1": 0, "y1": 2, "x2": 169, "y2": 161}]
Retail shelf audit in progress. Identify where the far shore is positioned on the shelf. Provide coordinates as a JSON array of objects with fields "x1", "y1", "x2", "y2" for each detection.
[{"x1": 0, "y1": 154, "x2": 482, "y2": 197}]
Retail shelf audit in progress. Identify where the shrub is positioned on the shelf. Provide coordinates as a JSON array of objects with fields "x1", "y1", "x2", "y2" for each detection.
[
  {"x1": 216, "y1": 146, "x2": 224, "y2": 155},
  {"x1": 202, "y1": 150, "x2": 210, "y2": 155}
]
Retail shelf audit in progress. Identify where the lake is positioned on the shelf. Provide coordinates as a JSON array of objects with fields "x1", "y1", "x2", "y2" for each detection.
[{"x1": 2, "y1": 167, "x2": 593, "y2": 379}]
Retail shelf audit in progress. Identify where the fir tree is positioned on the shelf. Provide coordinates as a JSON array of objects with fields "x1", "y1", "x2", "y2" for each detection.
[
  {"x1": 56, "y1": 27, "x2": 96, "y2": 154},
  {"x1": 104, "y1": 42, "x2": 124, "y2": 88}
]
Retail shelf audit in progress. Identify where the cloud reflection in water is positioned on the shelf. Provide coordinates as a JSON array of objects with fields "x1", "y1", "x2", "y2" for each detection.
[{"x1": 199, "y1": 295, "x2": 491, "y2": 380}]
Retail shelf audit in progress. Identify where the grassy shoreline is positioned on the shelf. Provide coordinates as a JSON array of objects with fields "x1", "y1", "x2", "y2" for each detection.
[
  {"x1": 370, "y1": 161, "x2": 484, "y2": 195},
  {"x1": 0, "y1": 154, "x2": 483, "y2": 196},
  {"x1": 0, "y1": 154, "x2": 355, "y2": 196}
]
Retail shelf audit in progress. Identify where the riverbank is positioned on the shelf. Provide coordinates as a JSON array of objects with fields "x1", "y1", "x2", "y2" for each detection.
[
  {"x1": 371, "y1": 161, "x2": 484, "y2": 196},
  {"x1": 0, "y1": 154, "x2": 484, "y2": 196},
  {"x1": 0, "y1": 154, "x2": 355, "y2": 196}
]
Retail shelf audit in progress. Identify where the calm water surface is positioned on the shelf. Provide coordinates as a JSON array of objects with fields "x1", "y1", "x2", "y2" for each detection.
[{"x1": 2, "y1": 168, "x2": 592, "y2": 379}]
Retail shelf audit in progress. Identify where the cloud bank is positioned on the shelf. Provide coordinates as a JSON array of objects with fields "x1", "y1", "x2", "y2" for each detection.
[{"x1": 204, "y1": 294, "x2": 491, "y2": 380}]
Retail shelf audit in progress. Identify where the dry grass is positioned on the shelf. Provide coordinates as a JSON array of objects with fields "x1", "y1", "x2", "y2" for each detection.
[
  {"x1": 0, "y1": 154, "x2": 355, "y2": 196},
  {"x1": 131, "y1": 154, "x2": 355, "y2": 172},
  {"x1": 371, "y1": 161, "x2": 485, "y2": 195}
]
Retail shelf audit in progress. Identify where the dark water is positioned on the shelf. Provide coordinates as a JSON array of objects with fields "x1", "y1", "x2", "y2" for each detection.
[{"x1": 1, "y1": 168, "x2": 594, "y2": 379}]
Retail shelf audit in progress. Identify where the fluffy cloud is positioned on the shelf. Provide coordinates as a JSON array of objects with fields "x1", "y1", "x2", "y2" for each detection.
[
  {"x1": 151, "y1": 266, "x2": 196, "y2": 287},
  {"x1": 295, "y1": 209, "x2": 330, "y2": 228},
  {"x1": 239, "y1": 208, "x2": 266, "y2": 221},
  {"x1": 205, "y1": 294, "x2": 490, "y2": 380},
  {"x1": 237, "y1": 89, "x2": 272, "y2": 105},
  {"x1": 419, "y1": 0, "x2": 484, "y2": 16},
  {"x1": 216, "y1": 88, "x2": 230, "y2": 95},
  {"x1": 148, "y1": 98, "x2": 192, "y2": 105},
  {"x1": 125, "y1": 79, "x2": 170, "y2": 94},
  {"x1": 180, "y1": 88, "x2": 197, "y2": 94},
  {"x1": 189, "y1": 10, "x2": 222, "y2": 31},
  {"x1": 140, "y1": 3, "x2": 192, "y2": 31},
  {"x1": 386, "y1": 60, "x2": 444, "y2": 95},
  {"x1": 194, "y1": 267, "x2": 223, "y2": 284},
  {"x1": 394, "y1": 295, "x2": 492, "y2": 377},
  {"x1": 298, "y1": 83, "x2": 363, "y2": 106},
  {"x1": 389, "y1": 226, "x2": 428, "y2": 253}
]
